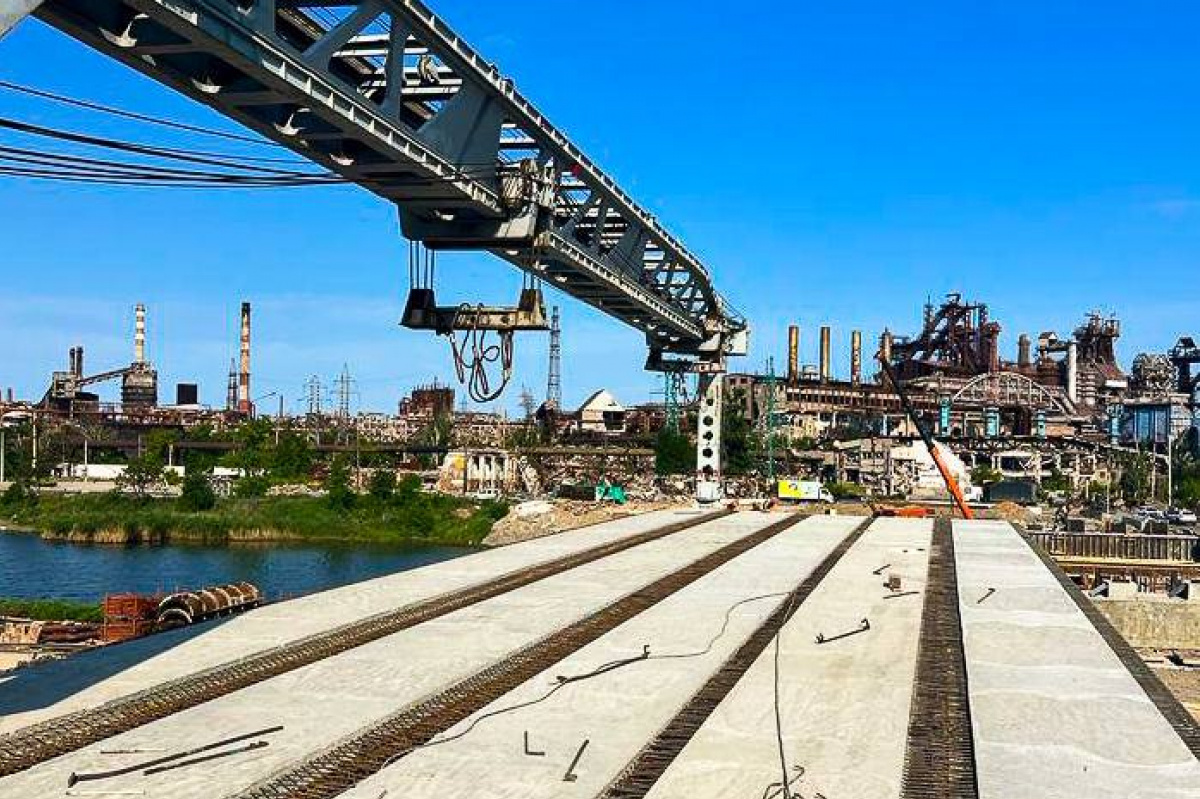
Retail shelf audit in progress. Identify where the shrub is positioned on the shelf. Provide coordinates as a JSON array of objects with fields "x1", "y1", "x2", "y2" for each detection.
[
  {"x1": 368, "y1": 470, "x2": 397, "y2": 502},
  {"x1": 178, "y1": 471, "x2": 217, "y2": 512},
  {"x1": 234, "y1": 475, "x2": 270, "y2": 499},
  {"x1": 1, "y1": 481, "x2": 34, "y2": 508},
  {"x1": 827, "y1": 481, "x2": 866, "y2": 500},
  {"x1": 325, "y1": 457, "x2": 355, "y2": 511}
]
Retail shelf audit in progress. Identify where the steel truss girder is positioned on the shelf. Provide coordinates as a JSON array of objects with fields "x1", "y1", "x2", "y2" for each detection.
[{"x1": 34, "y1": 0, "x2": 746, "y2": 360}]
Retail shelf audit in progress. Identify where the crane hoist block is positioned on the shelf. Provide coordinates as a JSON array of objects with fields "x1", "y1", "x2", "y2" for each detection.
[{"x1": 400, "y1": 287, "x2": 548, "y2": 335}]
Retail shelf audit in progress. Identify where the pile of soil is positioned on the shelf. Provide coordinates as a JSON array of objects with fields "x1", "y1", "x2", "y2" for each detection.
[{"x1": 484, "y1": 499, "x2": 677, "y2": 546}]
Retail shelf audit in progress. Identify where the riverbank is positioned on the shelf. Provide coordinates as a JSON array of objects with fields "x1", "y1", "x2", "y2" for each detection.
[{"x1": 0, "y1": 491, "x2": 508, "y2": 547}]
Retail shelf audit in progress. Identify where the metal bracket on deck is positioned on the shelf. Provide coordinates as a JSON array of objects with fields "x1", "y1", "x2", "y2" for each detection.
[{"x1": 814, "y1": 618, "x2": 871, "y2": 645}]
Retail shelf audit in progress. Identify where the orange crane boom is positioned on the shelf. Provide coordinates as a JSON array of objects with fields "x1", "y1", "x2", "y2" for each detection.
[{"x1": 877, "y1": 353, "x2": 975, "y2": 520}]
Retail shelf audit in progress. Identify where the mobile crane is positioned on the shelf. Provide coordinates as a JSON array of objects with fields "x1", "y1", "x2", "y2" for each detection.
[{"x1": 877, "y1": 352, "x2": 975, "y2": 519}]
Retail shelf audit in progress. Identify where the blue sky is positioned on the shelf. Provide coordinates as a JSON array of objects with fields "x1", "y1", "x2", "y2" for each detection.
[{"x1": 1, "y1": 1, "x2": 1198, "y2": 414}]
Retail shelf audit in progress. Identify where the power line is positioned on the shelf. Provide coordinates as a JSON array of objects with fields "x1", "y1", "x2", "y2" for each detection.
[
  {"x1": 0, "y1": 78, "x2": 286, "y2": 149},
  {"x1": 0, "y1": 116, "x2": 329, "y2": 176}
]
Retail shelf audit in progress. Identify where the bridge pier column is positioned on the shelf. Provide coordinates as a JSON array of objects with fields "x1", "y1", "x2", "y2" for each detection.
[
  {"x1": 695, "y1": 374, "x2": 723, "y2": 503},
  {"x1": 0, "y1": 0, "x2": 44, "y2": 39}
]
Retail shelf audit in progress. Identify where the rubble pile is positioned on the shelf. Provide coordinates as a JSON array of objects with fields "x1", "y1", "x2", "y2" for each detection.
[{"x1": 484, "y1": 499, "x2": 676, "y2": 546}]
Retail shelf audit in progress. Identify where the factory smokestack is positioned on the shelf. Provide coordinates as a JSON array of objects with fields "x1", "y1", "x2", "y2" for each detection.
[
  {"x1": 238, "y1": 301, "x2": 252, "y2": 414},
  {"x1": 880, "y1": 329, "x2": 893, "y2": 365},
  {"x1": 851, "y1": 330, "x2": 862, "y2": 386},
  {"x1": 1066, "y1": 340, "x2": 1078, "y2": 404},
  {"x1": 787, "y1": 325, "x2": 799, "y2": 386},
  {"x1": 68, "y1": 347, "x2": 78, "y2": 378},
  {"x1": 1018, "y1": 333, "x2": 1031, "y2": 368},
  {"x1": 134, "y1": 303, "x2": 146, "y2": 364},
  {"x1": 819, "y1": 326, "x2": 832, "y2": 383},
  {"x1": 75, "y1": 346, "x2": 84, "y2": 378}
]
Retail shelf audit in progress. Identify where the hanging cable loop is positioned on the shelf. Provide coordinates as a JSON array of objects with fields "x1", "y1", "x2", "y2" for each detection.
[{"x1": 445, "y1": 303, "x2": 514, "y2": 403}]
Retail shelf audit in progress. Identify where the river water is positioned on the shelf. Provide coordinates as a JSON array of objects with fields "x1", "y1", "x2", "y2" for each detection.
[{"x1": 0, "y1": 531, "x2": 473, "y2": 602}]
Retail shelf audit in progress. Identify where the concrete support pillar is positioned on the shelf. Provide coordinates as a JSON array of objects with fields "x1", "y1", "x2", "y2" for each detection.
[
  {"x1": 0, "y1": 0, "x2": 44, "y2": 40},
  {"x1": 695, "y1": 374, "x2": 723, "y2": 502}
]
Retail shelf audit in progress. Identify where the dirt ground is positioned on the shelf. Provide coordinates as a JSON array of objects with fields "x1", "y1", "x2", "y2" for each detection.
[
  {"x1": 483, "y1": 499, "x2": 682, "y2": 546},
  {"x1": 1151, "y1": 666, "x2": 1200, "y2": 721}
]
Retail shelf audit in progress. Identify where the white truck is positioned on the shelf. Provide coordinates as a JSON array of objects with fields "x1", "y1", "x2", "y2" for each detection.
[{"x1": 777, "y1": 480, "x2": 834, "y2": 503}]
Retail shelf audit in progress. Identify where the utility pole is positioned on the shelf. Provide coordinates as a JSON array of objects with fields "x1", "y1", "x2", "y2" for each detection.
[
  {"x1": 518, "y1": 385, "x2": 536, "y2": 422},
  {"x1": 765, "y1": 357, "x2": 777, "y2": 483},
  {"x1": 546, "y1": 305, "x2": 562, "y2": 411},
  {"x1": 336, "y1": 364, "x2": 354, "y2": 419},
  {"x1": 304, "y1": 375, "x2": 323, "y2": 416},
  {"x1": 276, "y1": 394, "x2": 284, "y2": 445},
  {"x1": 1167, "y1": 434, "x2": 1174, "y2": 508}
]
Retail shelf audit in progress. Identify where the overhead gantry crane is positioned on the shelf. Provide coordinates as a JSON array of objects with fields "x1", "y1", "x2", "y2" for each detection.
[{"x1": 2, "y1": 0, "x2": 748, "y2": 499}]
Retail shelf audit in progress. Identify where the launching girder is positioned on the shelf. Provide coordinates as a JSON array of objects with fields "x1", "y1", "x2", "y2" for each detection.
[{"x1": 29, "y1": 0, "x2": 747, "y2": 364}]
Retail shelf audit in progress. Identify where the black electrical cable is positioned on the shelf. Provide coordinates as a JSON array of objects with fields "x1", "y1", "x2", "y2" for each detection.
[
  {"x1": 0, "y1": 78, "x2": 286, "y2": 149},
  {"x1": 0, "y1": 166, "x2": 346, "y2": 189},
  {"x1": 0, "y1": 144, "x2": 334, "y2": 182},
  {"x1": 357, "y1": 589, "x2": 796, "y2": 788},
  {"x1": 0, "y1": 116, "x2": 326, "y2": 176}
]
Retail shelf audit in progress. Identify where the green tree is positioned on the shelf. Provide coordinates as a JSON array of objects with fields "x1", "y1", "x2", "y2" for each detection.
[
  {"x1": 971, "y1": 465, "x2": 1003, "y2": 486},
  {"x1": 1041, "y1": 468, "x2": 1071, "y2": 494},
  {"x1": 325, "y1": 456, "x2": 355, "y2": 511},
  {"x1": 271, "y1": 431, "x2": 313, "y2": 480},
  {"x1": 722, "y1": 389, "x2": 755, "y2": 476},
  {"x1": 654, "y1": 428, "x2": 693, "y2": 476},
  {"x1": 227, "y1": 418, "x2": 273, "y2": 476},
  {"x1": 2, "y1": 422, "x2": 35, "y2": 485},
  {"x1": 181, "y1": 424, "x2": 219, "y2": 475},
  {"x1": 1119, "y1": 454, "x2": 1151, "y2": 504},
  {"x1": 411, "y1": 412, "x2": 454, "y2": 468},
  {"x1": 117, "y1": 452, "x2": 164, "y2": 500},
  {"x1": 368, "y1": 469, "x2": 397, "y2": 501},
  {"x1": 395, "y1": 473, "x2": 422, "y2": 502},
  {"x1": 234, "y1": 475, "x2": 270, "y2": 498},
  {"x1": 178, "y1": 470, "x2": 217, "y2": 512},
  {"x1": 1, "y1": 480, "x2": 35, "y2": 508},
  {"x1": 827, "y1": 481, "x2": 866, "y2": 500}
]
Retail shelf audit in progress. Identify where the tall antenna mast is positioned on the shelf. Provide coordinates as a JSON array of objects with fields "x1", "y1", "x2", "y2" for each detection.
[
  {"x1": 546, "y1": 305, "x2": 562, "y2": 410},
  {"x1": 336, "y1": 364, "x2": 354, "y2": 418}
]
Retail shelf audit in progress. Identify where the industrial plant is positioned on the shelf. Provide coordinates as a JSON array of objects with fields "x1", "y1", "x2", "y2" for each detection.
[{"x1": 3, "y1": 291, "x2": 1197, "y2": 510}]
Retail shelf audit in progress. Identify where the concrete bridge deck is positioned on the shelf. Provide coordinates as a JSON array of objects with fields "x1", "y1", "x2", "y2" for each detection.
[{"x1": 0, "y1": 511, "x2": 1196, "y2": 799}]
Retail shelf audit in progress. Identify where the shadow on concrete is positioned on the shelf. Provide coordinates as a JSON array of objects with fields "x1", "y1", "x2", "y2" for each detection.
[{"x1": 0, "y1": 616, "x2": 233, "y2": 718}]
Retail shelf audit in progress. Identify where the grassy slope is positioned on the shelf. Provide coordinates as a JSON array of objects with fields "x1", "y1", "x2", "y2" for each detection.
[
  {"x1": 1, "y1": 492, "x2": 508, "y2": 547},
  {"x1": 0, "y1": 598, "x2": 103, "y2": 623}
]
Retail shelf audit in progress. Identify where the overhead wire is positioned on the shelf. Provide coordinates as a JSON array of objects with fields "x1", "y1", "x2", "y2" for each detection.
[
  {"x1": 0, "y1": 116, "x2": 327, "y2": 176},
  {"x1": 0, "y1": 116, "x2": 504, "y2": 189},
  {"x1": 0, "y1": 78, "x2": 286, "y2": 149}
]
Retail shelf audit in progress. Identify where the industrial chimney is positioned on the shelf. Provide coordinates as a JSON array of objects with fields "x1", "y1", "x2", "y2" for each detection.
[
  {"x1": 787, "y1": 325, "x2": 800, "y2": 386},
  {"x1": 237, "y1": 302, "x2": 252, "y2": 414},
  {"x1": 819, "y1": 326, "x2": 832, "y2": 383},
  {"x1": 850, "y1": 330, "x2": 862, "y2": 386},
  {"x1": 75, "y1": 345, "x2": 84, "y2": 378},
  {"x1": 134, "y1": 303, "x2": 146, "y2": 364},
  {"x1": 1018, "y1": 333, "x2": 1031, "y2": 369},
  {"x1": 880, "y1": 329, "x2": 893, "y2": 365}
]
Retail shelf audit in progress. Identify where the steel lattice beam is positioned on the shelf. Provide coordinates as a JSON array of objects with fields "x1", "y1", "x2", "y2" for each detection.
[{"x1": 31, "y1": 0, "x2": 747, "y2": 362}]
